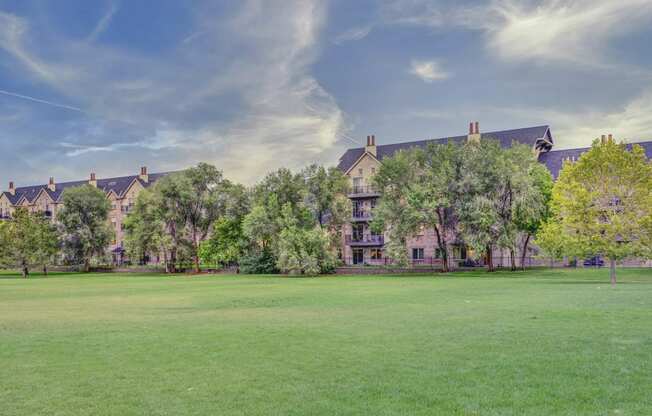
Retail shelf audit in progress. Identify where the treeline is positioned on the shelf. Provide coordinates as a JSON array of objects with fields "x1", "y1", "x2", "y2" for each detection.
[
  {"x1": 124, "y1": 163, "x2": 350, "y2": 275},
  {"x1": 1, "y1": 138, "x2": 650, "y2": 282},
  {"x1": 371, "y1": 140, "x2": 553, "y2": 272}
]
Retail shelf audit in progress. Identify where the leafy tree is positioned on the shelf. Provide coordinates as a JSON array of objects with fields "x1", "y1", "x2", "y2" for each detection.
[
  {"x1": 0, "y1": 209, "x2": 59, "y2": 277},
  {"x1": 276, "y1": 203, "x2": 336, "y2": 275},
  {"x1": 373, "y1": 144, "x2": 462, "y2": 271},
  {"x1": 58, "y1": 185, "x2": 113, "y2": 272},
  {"x1": 550, "y1": 138, "x2": 652, "y2": 285},
  {"x1": 179, "y1": 163, "x2": 232, "y2": 273},
  {"x1": 534, "y1": 220, "x2": 571, "y2": 268},
  {"x1": 514, "y1": 164, "x2": 553, "y2": 269},
  {"x1": 123, "y1": 189, "x2": 175, "y2": 271},
  {"x1": 457, "y1": 141, "x2": 543, "y2": 271},
  {"x1": 199, "y1": 183, "x2": 250, "y2": 269},
  {"x1": 33, "y1": 213, "x2": 60, "y2": 275}
]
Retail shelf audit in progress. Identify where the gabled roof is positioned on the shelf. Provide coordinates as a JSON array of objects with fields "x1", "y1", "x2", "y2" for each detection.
[
  {"x1": 5, "y1": 171, "x2": 172, "y2": 205},
  {"x1": 337, "y1": 125, "x2": 551, "y2": 172},
  {"x1": 538, "y1": 140, "x2": 652, "y2": 178}
]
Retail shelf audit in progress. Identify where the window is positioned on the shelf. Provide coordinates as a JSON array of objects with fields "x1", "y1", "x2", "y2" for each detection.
[
  {"x1": 412, "y1": 248, "x2": 425, "y2": 260},
  {"x1": 435, "y1": 248, "x2": 445, "y2": 259},
  {"x1": 358, "y1": 168, "x2": 363, "y2": 176},
  {"x1": 370, "y1": 249, "x2": 383, "y2": 260},
  {"x1": 352, "y1": 177, "x2": 363, "y2": 194},
  {"x1": 371, "y1": 167, "x2": 376, "y2": 174}
]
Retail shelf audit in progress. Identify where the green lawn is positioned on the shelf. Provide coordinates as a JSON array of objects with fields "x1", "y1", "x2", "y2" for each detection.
[{"x1": 1, "y1": 269, "x2": 651, "y2": 415}]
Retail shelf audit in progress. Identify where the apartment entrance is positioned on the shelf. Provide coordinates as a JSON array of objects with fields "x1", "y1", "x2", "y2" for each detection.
[{"x1": 352, "y1": 248, "x2": 364, "y2": 265}]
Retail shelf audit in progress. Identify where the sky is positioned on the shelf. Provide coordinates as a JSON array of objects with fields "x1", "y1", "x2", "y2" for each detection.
[{"x1": 1, "y1": 0, "x2": 652, "y2": 186}]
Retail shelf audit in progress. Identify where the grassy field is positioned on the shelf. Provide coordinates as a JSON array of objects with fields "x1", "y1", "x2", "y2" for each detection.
[{"x1": 1, "y1": 268, "x2": 651, "y2": 415}]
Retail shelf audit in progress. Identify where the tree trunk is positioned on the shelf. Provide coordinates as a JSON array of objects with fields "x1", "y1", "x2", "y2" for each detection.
[
  {"x1": 610, "y1": 258, "x2": 617, "y2": 287},
  {"x1": 510, "y1": 248, "x2": 516, "y2": 271},
  {"x1": 486, "y1": 245, "x2": 494, "y2": 272},
  {"x1": 163, "y1": 251, "x2": 170, "y2": 274},
  {"x1": 193, "y1": 229, "x2": 200, "y2": 274},
  {"x1": 22, "y1": 261, "x2": 29, "y2": 278},
  {"x1": 520, "y1": 233, "x2": 531, "y2": 271},
  {"x1": 84, "y1": 258, "x2": 90, "y2": 273},
  {"x1": 43, "y1": 264, "x2": 48, "y2": 276},
  {"x1": 432, "y1": 223, "x2": 448, "y2": 273}
]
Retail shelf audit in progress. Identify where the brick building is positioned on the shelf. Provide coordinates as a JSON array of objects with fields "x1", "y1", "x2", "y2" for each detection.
[{"x1": 336, "y1": 123, "x2": 652, "y2": 267}]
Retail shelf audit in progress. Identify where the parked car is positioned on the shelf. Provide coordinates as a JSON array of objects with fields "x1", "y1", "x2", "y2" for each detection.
[{"x1": 583, "y1": 256, "x2": 605, "y2": 267}]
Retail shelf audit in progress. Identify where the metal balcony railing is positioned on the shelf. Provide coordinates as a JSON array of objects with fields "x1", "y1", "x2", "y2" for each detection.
[
  {"x1": 348, "y1": 185, "x2": 380, "y2": 197},
  {"x1": 352, "y1": 210, "x2": 373, "y2": 221},
  {"x1": 345, "y1": 235, "x2": 384, "y2": 245}
]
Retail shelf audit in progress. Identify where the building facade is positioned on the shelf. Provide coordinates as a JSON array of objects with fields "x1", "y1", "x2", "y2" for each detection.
[
  {"x1": 0, "y1": 167, "x2": 168, "y2": 264},
  {"x1": 337, "y1": 123, "x2": 652, "y2": 267}
]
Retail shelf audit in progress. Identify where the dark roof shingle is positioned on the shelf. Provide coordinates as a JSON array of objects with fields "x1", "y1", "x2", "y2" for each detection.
[{"x1": 337, "y1": 125, "x2": 551, "y2": 172}]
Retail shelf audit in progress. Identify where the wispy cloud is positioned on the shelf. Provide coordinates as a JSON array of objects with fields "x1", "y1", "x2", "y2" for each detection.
[
  {"x1": 332, "y1": 26, "x2": 372, "y2": 44},
  {"x1": 87, "y1": 2, "x2": 119, "y2": 42},
  {"x1": 409, "y1": 59, "x2": 449, "y2": 83},
  {"x1": 0, "y1": 89, "x2": 85, "y2": 113},
  {"x1": 0, "y1": 2, "x2": 347, "y2": 184}
]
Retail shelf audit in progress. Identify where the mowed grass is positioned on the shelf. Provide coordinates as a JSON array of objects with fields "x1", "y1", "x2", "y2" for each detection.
[{"x1": 1, "y1": 269, "x2": 651, "y2": 415}]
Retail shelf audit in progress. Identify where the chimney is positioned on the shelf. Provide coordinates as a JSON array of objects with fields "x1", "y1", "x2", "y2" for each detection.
[
  {"x1": 467, "y1": 121, "x2": 481, "y2": 143},
  {"x1": 48, "y1": 177, "x2": 56, "y2": 192},
  {"x1": 365, "y1": 134, "x2": 377, "y2": 157},
  {"x1": 608, "y1": 133, "x2": 613, "y2": 142},
  {"x1": 139, "y1": 166, "x2": 149, "y2": 183},
  {"x1": 600, "y1": 134, "x2": 607, "y2": 144},
  {"x1": 89, "y1": 172, "x2": 97, "y2": 187},
  {"x1": 8, "y1": 181, "x2": 15, "y2": 196}
]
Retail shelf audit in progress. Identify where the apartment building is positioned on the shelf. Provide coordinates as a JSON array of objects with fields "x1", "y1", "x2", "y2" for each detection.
[
  {"x1": 0, "y1": 167, "x2": 168, "y2": 263},
  {"x1": 337, "y1": 123, "x2": 652, "y2": 267}
]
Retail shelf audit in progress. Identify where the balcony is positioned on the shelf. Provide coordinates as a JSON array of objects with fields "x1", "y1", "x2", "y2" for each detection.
[
  {"x1": 348, "y1": 185, "x2": 380, "y2": 199},
  {"x1": 352, "y1": 210, "x2": 373, "y2": 222},
  {"x1": 345, "y1": 234, "x2": 384, "y2": 246}
]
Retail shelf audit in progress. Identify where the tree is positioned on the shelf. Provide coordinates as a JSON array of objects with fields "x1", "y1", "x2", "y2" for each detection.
[
  {"x1": 58, "y1": 185, "x2": 113, "y2": 272},
  {"x1": 514, "y1": 164, "x2": 553, "y2": 269},
  {"x1": 123, "y1": 189, "x2": 175, "y2": 271},
  {"x1": 549, "y1": 138, "x2": 652, "y2": 285},
  {"x1": 457, "y1": 141, "x2": 543, "y2": 271},
  {"x1": 199, "y1": 184, "x2": 250, "y2": 269},
  {"x1": 535, "y1": 220, "x2": 571, "y2": 268},
  {"x1": 372, "y1": 145, "x2": 463, "y2": 270},
  {"x1": 33, "y1": 213, "x2": 60, "y2": 275},
  {"x1": 178, "y1": 163, "x2": 231, "y2": 273},
  {"x1": 0, "y1": 209, "x2": 59, "y2": 277},
  {"x1": 276, "y1": 203, "x2": 336, "y2": 275}
]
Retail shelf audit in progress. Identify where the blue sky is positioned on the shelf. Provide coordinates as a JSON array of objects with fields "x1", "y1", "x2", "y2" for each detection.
[{"x1": 1, "y1": 0, "x2": 652, "y2": 185}]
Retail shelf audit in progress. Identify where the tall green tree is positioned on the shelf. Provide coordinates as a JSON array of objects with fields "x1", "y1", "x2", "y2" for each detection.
[
  {"x1": 178, "y1": 163, "x2": 231, "y2": 273},
  {"x1": 276, "y1": 203, "x2": 336, "y2": 276},
  {"x1": 58, "y1": 185, "x2": 113, "y2": 272},
  {"x1": 123, "y1": 189, "x2": 175, "y2": 271},
  {"x1": 514, "y1": 163, "x2": 553, "y2": 269},
  {"x1": 199, "y1": 183, "x2": 251, "y2": 269},
  {"x1": 548, "y1": 138, "x2": 652, "y2": 285},
  {"x1": 301, "y1": 164, "x2": 350, "y2": 253},
  {"x1": 0, "y1": 209, "x2": 59, "y2": 277},
  {"x1": 372, "y1": 144, "x2": 462, "y2": 271},
  {"x1": 457, "y1": 141, "x2": 543, "y2": 271}
]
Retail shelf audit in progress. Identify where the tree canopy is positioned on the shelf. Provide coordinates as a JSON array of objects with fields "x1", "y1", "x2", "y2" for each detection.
[{"x1": 545, "y1": 138, "x2": 652, "y2": 285}]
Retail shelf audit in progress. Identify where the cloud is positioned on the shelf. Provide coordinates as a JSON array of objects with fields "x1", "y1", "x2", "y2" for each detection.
[
  {"x1": 409, "y1": 59, "x2": 449, "y2": 83},
  {"x1": 87, "y1": 2, "x2": 119, "y2": 42},
  {"x1": 332, "y1": 26, "x2": 372, "y2": 44},
  {"x1": 484, "y1": 0, "x2": 652, "y2": 66},
  {"x1": 0, "y1": 89, "x2": 85, "y2": 113},
  {"x1": 0, "y1": 1, "x2": 348, "y2": 185},
  {"x1": 383, "y1": 0, "x2": 652, "y2": 68}
]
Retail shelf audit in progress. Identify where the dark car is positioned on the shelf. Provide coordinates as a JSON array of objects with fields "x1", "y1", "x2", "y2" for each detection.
[{"x1": 583, "y1": 256, "x2": 605, "y2": 267}]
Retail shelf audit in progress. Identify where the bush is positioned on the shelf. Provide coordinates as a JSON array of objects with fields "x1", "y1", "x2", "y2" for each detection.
[{"x1": 240, "y1": 249, "x2": 279, "y2": 274}]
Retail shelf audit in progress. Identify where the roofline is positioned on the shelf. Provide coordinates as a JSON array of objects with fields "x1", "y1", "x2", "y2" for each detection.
[{"x1": 344, "y1": 151, "x2": 381, "y2": 176}]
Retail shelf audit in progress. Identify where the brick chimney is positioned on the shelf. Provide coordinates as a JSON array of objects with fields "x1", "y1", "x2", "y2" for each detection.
[
  {"x1": 139, "y1": 166, "x2": 149, "y2": 183},
  {"x1": 8, "y1": 181, "x2": 15, "y2": 196},
  {"x1": 365, "y1": 135, "x2": 377, "y2": 157},
  {"x1": 48, "y1": 177, "x2": 56, "y2": 192},
  {"x1": 467, "y1": 121, "x2": 481, "y2": 143},
  {"x1": 89, "y1": 172, "x2": 97, "y2": 187}
]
